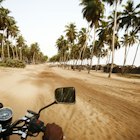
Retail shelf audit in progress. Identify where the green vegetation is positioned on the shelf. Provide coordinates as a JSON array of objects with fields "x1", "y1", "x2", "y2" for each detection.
[
  {"x1": 0, "y1": 58, "x2": 25, "y2": 68},
  {"x1": 0, "y1": 0, "x2": 48, "y2": 68},
  {"x1": 50, "y1": 0, "x2": 140, "y2": 77}
]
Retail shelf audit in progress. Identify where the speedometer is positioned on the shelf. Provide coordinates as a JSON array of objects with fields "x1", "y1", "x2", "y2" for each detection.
[{"x1": 0, "y1": 107, "x2": 13, "y2": 121}]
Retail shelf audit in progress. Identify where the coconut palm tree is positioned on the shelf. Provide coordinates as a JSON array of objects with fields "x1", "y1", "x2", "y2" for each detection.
[
  {"x1": 56, "y1": 35, "x2": 68, "y2": 65},
  {"x1": 132, "y1": 40, "x2": 140, "y2": 66},
  {"x1": 0, "y1": 7, "x2": 11, "y2": 60},
  {"x1": 132, "y1": 14, "x2": 140, "y2": 66},
  {"x1": 121, "y1": 30, "x2": 138, "y2": 73},
  {"x1": 121, "y1": 34, "x2": 129, "y2": 67},
  {"x1": 0, "y1": 0, "x2": 4, "y2": 4},
  {"x1": 65, "y1": 23, "x2": 77, "y2": 63},
  {"x1": 93, "y1": 39, "x2": 108, "y2": 71},
  {"x1": 6, "y1": 17, "x2": 19, "y2": 59},
  {"x1": 119, "y1": 0, "x2": 140, "y2": 67},
  {"x1": 83, "y1": 46, "x2": 91, "y2": 61},
  {"x1": 80, "y1": 0, "x2": 104, "y2": 73},
  {"x1": 128, "y1": 31, "x2": 138, "y2": 49},
  {"x1": 9, "y1": 25, "x2": 19, "y2": 59},
  {"x1": 65, "y1": 23, "x2": 77, "y2": 46},
  {"x1": 102, "y1": 0, "x2": 122, "y2": 78},
  {"x1": 97, "y1": 18, "x2": 120, "y2": 69},
  {"x1": 70, "y1": 44, "x2": 79, "y2": 67},
  {"x1": 119, "y1": 0, "x2": 140, "y2": 31},
  {"x1": 77, "y1": 28, "x2": 88, "y2": 66},
  {"x1": 16, "y1": 35, "x2": 25, "y2": 60},
  {"x1": 30, "y1": 42, "x2": 40, "y2": 64}
]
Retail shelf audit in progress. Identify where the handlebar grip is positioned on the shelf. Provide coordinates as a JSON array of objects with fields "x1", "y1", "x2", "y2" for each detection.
[
  {"x1": 41, "y1": 125, "x2": 46, "y2": 132},
  {"x1": 28, "y1": 118, "x2": 46, "y2": 134}
]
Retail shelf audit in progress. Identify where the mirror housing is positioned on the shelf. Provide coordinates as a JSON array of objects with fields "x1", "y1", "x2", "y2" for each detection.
[{"x1": 55, "y1": 87, "x2": 76, "y2": 104}]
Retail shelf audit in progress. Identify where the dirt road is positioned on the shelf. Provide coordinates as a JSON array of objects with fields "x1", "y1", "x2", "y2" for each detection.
[{"x1": 0, "y1": 64, "x2": 140, "y2": 140}]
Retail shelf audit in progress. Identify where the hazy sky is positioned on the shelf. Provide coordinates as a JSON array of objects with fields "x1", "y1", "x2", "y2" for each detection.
[{"x1": 2, "y1": 0, "x2": 140, "y2": 66}]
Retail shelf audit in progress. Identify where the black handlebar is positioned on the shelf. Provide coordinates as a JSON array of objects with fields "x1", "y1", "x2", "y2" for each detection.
[
  {"x1": 0, "y1": 114, "x2": 46, "y2": 140},
  {"x1": 0, "y1": 102, "x2": 57, "y2": 140}
]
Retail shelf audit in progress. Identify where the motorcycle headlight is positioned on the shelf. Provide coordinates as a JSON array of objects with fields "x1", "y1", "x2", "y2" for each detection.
[{"x1": 0, "y1": 107, "x2": 13, "y2": 128}]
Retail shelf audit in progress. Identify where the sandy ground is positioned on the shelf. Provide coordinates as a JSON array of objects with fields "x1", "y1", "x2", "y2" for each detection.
[{"x1": 0, "y1": 64, "x2": 140, "y2": 140}]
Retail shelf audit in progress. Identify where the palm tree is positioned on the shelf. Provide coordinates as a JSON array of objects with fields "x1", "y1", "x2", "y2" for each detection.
[
  {"x1": 65, "y1": 23, "x2": 77, "y2": 45},
  {"x1": 56, "y1": 35, "x2": 68, "y2": 65},
  {"x1": 121, "y1": 34, "x2": 129, "y2": 67},
  {"x1": 132, "y1": 40, "x2": 140, "y2": 66},
  {"x1": 121, "y1": 31, "x2": 138, "y2": 73},
  {"x1": 128, "y1": 30, "x2": 138, "y2": 49},
  {"x1": 65, "y1": 23, "x2": 77, "y2": 63},
  {"x1": 132, "y1": 14, "x2": 140, "y2": 66},
  {"x1": 127, "y1": 31, "x2": 138, "y2": 65},
  {"x1": 6, "y1": 17, "x2": 18, "y2": 59},
  {"x1": 0, "y1": 0, "x2": 5, "y2": 4},
  {"x1": 94, "y1": 40, "x2": 108, "y2": 71},
  {"x1": 119, "y1": 0, "x2": 140, "y2": 31},
  {"x1": 83, "y1": 46, "x2": 91, "y2": 62},
  {"x1": 70, "y1": 44, "x2": 79, "y2": 67},
  {"x1": 102, "y1": 0, "x2": 122, "y2": 78},
  {"x1": 97, "y1": 18, "x2": 120, "y2": 72},
  {"x1": 10, "y1": 44, "x2": 15, "y2": 59},
  {"x1": 30, "y1": 42, "x2": 40, "y2": 64},
  {"x1": 16, "y1": 35, "x2": 25, "y2": 60},
  {"x1": 80, "y1": 0, "x2": 104, "y2": 73},
  {"x1": 9, "y1": 25, "x2": 19, "y2": 59},
  {"x1": 0, "y1": 7, "x2": 11, "y2": 60},
  {"x1": 77, "y1": 28, "x2": 88, "y2": 66},
  {"x1": 119, "y1": 0, "x2": 140, "y2": 67}
]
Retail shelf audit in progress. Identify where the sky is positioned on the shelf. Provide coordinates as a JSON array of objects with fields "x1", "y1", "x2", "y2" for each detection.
[{"x1": 2, "y1": 0, "x2": 140, "y2": 66}]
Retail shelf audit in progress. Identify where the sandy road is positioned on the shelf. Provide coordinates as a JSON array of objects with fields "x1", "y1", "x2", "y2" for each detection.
[{"x1": 0, "y1": 64, "x2": 140, "y2": 140}]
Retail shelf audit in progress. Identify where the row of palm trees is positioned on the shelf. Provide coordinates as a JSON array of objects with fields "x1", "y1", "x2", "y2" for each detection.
[
  {"x1": 0, "y1": 0, "x2": 47, "y2": 64},
  {"x1": 50, "y1": 0, "x2": 140, "y2": 77}
]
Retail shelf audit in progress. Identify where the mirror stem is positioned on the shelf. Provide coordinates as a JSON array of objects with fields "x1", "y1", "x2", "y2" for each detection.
[{"x1": 38, "y1": 101, "x2": 57, "y2": 115}]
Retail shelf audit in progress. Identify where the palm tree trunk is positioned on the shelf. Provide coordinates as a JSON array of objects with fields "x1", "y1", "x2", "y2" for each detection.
[
  {"x1": 33, "y1": 52, "x2": 35, "y2": 64},
  {"x1": 75, "y1": 59, "x2": 78, "y2": 66},
  {"x1": 1, "y1": 31, "x2": 5, "y2": 61},
  {"x1": 20, "y1": 48, "x2": 22, "y2": 60},
  {"x1": 11, "y1": 46, "x2": 15, "y2": 59},
  {"x1": 64, "y1": 53, "x2": 66, "y2": 68},
  {"x1": 7, "y1": 45, "x2": 10, "y2": 58},
  {"x1": 78, "y1": 47, "x2": 84, "y2": 71},
  {"x1": 96, "y1": 55, "x2": 101, "y2": 71},
  {"x1": 126, "y1": 45, "x2": 131, "y2": 59},
  {"x1": 88, "y1": 26, "x2": 96, "y2": 74},
  {"x1": 78, "y1": 27, "x2": 92, "y2": 72},
  {"x1": 132, "y1": 40, "x2": 140, "y2": 66},
  {"x1": 122, "y1": 44, "x2": 130, "y2": 74},
  {"x1": 15, "y1": 46, "x2": 19, "y2": 59},
  {"x1": 106, "y1": 50, "x2": 110, "y2": 64},
  {"x1": 108, "y1": 0, "x2": 119, "y2": 78},
  {"x1": 123, "y1": 45, "x2": 128, "y2": 67}
]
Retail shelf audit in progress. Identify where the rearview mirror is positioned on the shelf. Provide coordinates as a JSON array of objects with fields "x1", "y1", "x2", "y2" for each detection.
[{"x1": 55, "y1": 87, "x2": 76, "y2": 104}]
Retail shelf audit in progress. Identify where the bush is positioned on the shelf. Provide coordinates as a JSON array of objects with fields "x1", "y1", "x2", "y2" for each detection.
[
  {"x1": 131, "y1": 67, "x2": 140, "y2": 74},
  {"x1": 103, "y1": 64, "x2": 117, "y2": 73},
  {"x1": 1, "y1": 58, "x2": 26, "y2": 68},
  {"x1": 112, "y1": 66, "x2": 122, "y2": 73},
  {"x1": 123, "y1": 66, "x2": 140, "y2": 74},
  {"x1": 0, "y1": 62, "x2": 6, "y2": 67}
]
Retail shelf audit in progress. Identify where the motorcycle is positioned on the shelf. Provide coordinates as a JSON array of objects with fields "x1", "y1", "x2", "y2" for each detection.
[{"x1": 0, "y1": 87, "x2": 76, "y2": 140}]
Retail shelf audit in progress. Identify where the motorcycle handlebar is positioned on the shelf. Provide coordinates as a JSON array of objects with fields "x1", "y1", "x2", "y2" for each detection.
[{"x1": 0, "y1": 116, "x2": 46, "y2": 140}]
